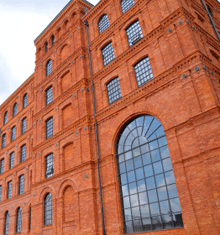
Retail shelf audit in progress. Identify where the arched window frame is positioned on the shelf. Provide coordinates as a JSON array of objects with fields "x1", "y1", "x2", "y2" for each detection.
[
  {"x1": 45, "y1": 42, "x2": 48, "y2": 52},
  {"x1": 4, "y1": 211, "x2": 9, "y2": 235},
  {"x1": 21, "y1": 144, "x2": 26, "y2": 163},
  {"x1": 121, "y1": 0, "x2": 135, "y2": 14},
  {"x1": 51, "y1": 35, "x2": 55, "y2": 46},
  {"x1": 46, "y1": 86, "x2": 53, "y2": 105},
  {"x1": 45, "y1": 153, "x2": 54, "y2": 178},
  {"x1": 21, "y1": 117, "x2": 27, "y2": 134},
  {"x1": 7, "y1": 180, "x2": 12, "y2": 199},
  {"x1": 18, "y1": 175, "x2": 24, "y2": 195},
  {"x1": 44, "y1": 193, "x2": 53, "y2": 225},
  {"x1": 0, "y1": 158, "x2": 4, "y2": 174},
  {"x1": 101, "y1": 42, "x2": 115, "y2": 66},
  {"x1": 106, "y1": 77, "x2": 122, "y2": 104},
  {"x1": 13, "y1": 103, "x2": 17, "y2": 117},
  {"x1": 46, "y1": 60, "x2": 52, "y2": 77},
  {"x1": 98, "y1": 14, "x2": 110, "y2": 34},
  {"x1": 4, "y1": 111, "x2": 8, "y2": 125},
  {"x1": 11, "y1": 126, "x2": 16, "y2": 142},
  {"x1": 9, "y1": 152, "x2": 14, "y2": 169},
  {"x1": 16, "y1": 207, "x2": 22, "y2": 233},
  {"x1": 2, "y1": 133, "x2": 6, "y2": 149},
  {"x1": 46, "y1": 117, "x2": 53, "y2": 139},
  {"x1": 126, "y1": 20, "x2": 143, "y2": 47},
  {"x1": 23, "y1": 93, "x2": 28, "y2": 108}
]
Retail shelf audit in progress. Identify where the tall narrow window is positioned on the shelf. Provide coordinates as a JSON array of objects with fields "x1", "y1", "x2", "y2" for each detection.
[
  {"x1": 121, "y1": 0, "x2": 135, "y2": 14},
  {"x1": 21, "y1": 144, "x2": 26, "y2": 163},
  {"x1": 11, "y1": 126, "x2": 16, "y2": 142},
  {"x1": 7, "y1": 181, "x2": 12, "y2": 199},
  {"x1": 19, "y1": 175, "x2": 24, "y2": 195},
  {"x1": 0, "y1": 185, "x2": 2, "y2": 202},
  {"x1": 4, "y1": 111, "x2": 8, "y2": 125},
  {"x1": 46, "y1": 60, "x2": 52, "y2": 77},
  {"x1": 44, "y1": 193, "x2": 53, "y2": 225},
  {"x1": 51, "y1": 36, "x2": 55, "y2": 46},
  {"x1": 126, "y1": 21, "x2": 143, "y2": 46},
  {"x1": 117, "y1": 115, "x2": 183, "y2": 233},
  {"x1": 0, "y1": 158, "x2": 4, "y2": 174},
  {"x1": 102, "y1": 42, "x2": 115, "y2": 66},
  {"x1": 134, "y1": 57, "x2": 154, "y2": 87},
  {"x1": 16, "y1": 208, "x2": 22, "y2": 233},
  {"x1": 46, "y1": 86, "x2": 53, "y2": 105},
  {"x1": 46, "y1": 117, "x2": 53, "y2": 139},
  {"x1": 107, "y1": 77, "x2": 122, "y2": 104},
  {"x1": 21, "y1": 118, "x2": 27, "y2": 134},
  {"x1": 23, "y1": 93, "x2": 28, "y2": 108},
  {"x1": 45, "y1": 42, "x2": 48, "y2": 52},
  {"x1": 13, "y1": 103, "x2": 17, "y2": 117},
  {"x1": 98, "y1": 14, "x2": 110, "y2": 34},
  {"x1": 10, "y1": 152, "x2": 14, "y2": 169},
  {"x1": 4, "y1": 211, "x2": 9, "y2": 235},
  {"x1": 45, "y1": 153, "x2": 54, "y2": 178},
  {"x1": 29, "y1": 206, "x2": 31, "y2": 231},
  {"x1": 2, "y1": 133, "x2": 6, "y2": 149}
]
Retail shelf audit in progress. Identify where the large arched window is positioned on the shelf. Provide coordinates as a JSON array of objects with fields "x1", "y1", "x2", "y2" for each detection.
[
  {"x1": 46, "y1": 60, "x2": 52, "y2": 77},
  {"x1": 98, "y1": 14, "x2": 110, "y2": 34},
  {"x1": 4, "y1": 111, "x2": 8, "y2": 125},
  {"x1": 44, "y1": 193, "x2": 53, "y2": 225},
  {"x1": 16, "y1": 207, "x2": 22, "y2": 233},
  {"x1": 121, "y1": 0, "x2": 135, "y2": 14},
  {"x1": 13, "y1": 103, "x2": 17, "y2": 117},
  {"x1": 23, "y1": 93, "x2": 28, "y2": 108},
  {"x1": 4, "y1": 211, "x2": 9, "y2": 235},
  {"x1": 117, "y1": 115, "x2": 183, "y2": 233}
]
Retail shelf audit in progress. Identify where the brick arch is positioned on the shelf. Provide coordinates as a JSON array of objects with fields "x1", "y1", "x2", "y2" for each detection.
[
  {"x1": 63, "y1": 18, "x2": 70, "y2": 31},
  {"x1": 39, "y1": 185, "x2": 56, "y2": 203},
  {"x1": 121, "y1": 15, "x2": 140, "y2": 31},
  {"x1": 58, "y1": 179, "x2": 78, "y2": 197}
]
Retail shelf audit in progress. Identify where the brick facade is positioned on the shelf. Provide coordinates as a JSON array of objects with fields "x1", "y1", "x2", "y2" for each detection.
[{"x1": 0, "y1": 0, "x2": 220, "y2": 234}]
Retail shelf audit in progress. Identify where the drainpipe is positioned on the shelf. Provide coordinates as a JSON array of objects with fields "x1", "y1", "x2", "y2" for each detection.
[
  {"x1": 201, "y1": 0, "x2": 220, "y2": 40},
  {"x1": 84, "y1": 20, "x2": 106, "y2": 235}
]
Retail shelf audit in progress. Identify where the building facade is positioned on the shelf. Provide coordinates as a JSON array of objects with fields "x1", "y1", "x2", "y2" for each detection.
[{"x1": 0, "y1": 0, "x2": 220, "y2": 234}]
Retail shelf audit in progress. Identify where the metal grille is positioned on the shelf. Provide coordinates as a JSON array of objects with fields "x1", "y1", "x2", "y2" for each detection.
[
  {"x1": 0, "y1": 158, "x2": 4, "y2": 174},
  {"x1": 117, "y1": 115, "x2": 183, "y2": 233},
  {"x1": 16, "y1": 208, "x2": 22, "y2": 233},
  {"x1": 10, "y1": 152, "x2": 14, "y2": 169},
  {"x1": 46, "y1": 118, "x2": 53, "y2": 139},
  {"x1": 45, "y1": 153, "x2": 54, "y2": 178},
  {"x1": 29, "y1": 207, "x2": 31, "y2": 231},
  {"x1": 45, "y1": 42, "x2": 48, "y2": 52},
  {"x1": 52, "y1": 36, "x2": 55, "y2": 45},
  {"x1": 0, "y1": 185, "x2": 2, "y2": 202},
  {"x1": 13, "y1": 103, "x2": 17, "y2": 117},
  {"x1": 4, "y1": 211, "x2": 9, "y2": 235},
  {"x1": 2, "y1": 134, "x2": 6, "y2": 149},
  {"x1": 101, "y1": 42, "x2": 115, "y2": 66},
  {"x1": 11, "y1": 126, "x2": 16, "y2": 142},
  {"x1": 46, "y1": 60, "x2": 52, "y2": 77},
  {"x1": 44, "y1": 193, "x2": 53, "y2": 225},
  {"x1": 126, "y1": 21, "x2": 143, "y2": 47},
  {"x1": 107, "y1": 77, "x2": 122, "y2": 104},
  {"x1": 4, "y1": 112, "x2": 8, "y2": 125},
  {"x1": 7, "y1": 181, "x2": 12, "y2": 199},
  {"x1": 121, "y1": 0, "x2": 135, "y2": 14},
  {"x1": 22, "y1": 118, "x2": 27, "y2": 134},
  {"x1": 21, "y1": 144, "x2": 26, "y2": 163},
  {"x1": 19, "y1": 175, "x2": 24, "y2": 195},
  {"x1": 23, "y1": 93, "x2": 28, "y2": 108},
  {"x1": 98, "y1": 14, "x2": 110, "y2": 34},
  {"x1": 134, "y1": 57, "x2": 154, "y2": 87},
  {"x1": 46, "y1": 86, "x2": 53, "y2": 105}
]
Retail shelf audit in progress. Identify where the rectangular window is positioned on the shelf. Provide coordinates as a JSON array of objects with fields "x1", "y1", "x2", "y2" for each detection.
[
  {"x1": 46, "y1": 87, "x2": 53, "y2": 105},
  {"x1": 21, "y1": 145, "x2": 26, "y2": 163},
  {"x1": 10, "y1": 152, "x2": 14, "y2": 169},
  {"x1": 45, "y1": 153, "x2": 53, "y2": 178},
  {"x1": 19, "y1": 175, "x2": 24, "y2": 195},
  {"x1": 0, "y1": 185, "x2": 2, "y2": 202},
  {"x1": 2, "y1": 134, "x2": 6, "y2": 149},
  {"x1": 0, "y1": 158, "x2": 4, "y2": 174},
  {"x1": 107, "y1": 77, "x2": 122, "y2": 104},
  {"x1": 101, "y1": 42, "x2": 115, "y2": 66},
  {"x1": 7, "y1": 181, "x2": 12, "y2": 199},
  {"x1": 46, "y1": 118, "x2": 53, "y2": 139},
  {"x1": 22, "y1": 118, "x2": 27, "y2": 134},
  {"x1": 11, "y1": 126, "x2": 16, "y2": 142}
]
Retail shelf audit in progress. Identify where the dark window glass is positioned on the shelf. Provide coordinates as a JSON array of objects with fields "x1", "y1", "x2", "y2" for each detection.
[
  {"x1": 21, "y1": 145, "x2": 26, "y2": 163},
  {"x1": 207, "y1": 6, "x2": 213, "y2": 16},
  {"x1": 7, "y1": 181, "x2": 12, "y2": 199},
  {"x1": 44, "y1": 193, "x2": 53, "y2": 225},
  {"x1": 126, "y1": 21, "x2": 143, "y2": 47},
  {"x1": 107, "y1": 77, "x2": 122, "y2": 104},
  {"x1": 45, "y1": 42, "x2": 48, "y2": 52},
  {"x1": 46, "y1": 87, "x2": 53, "y2": 105},
  {"x1": 51, "y1": 36, "x2": 55, "y2": 46},
  {"x1": 102, "y1": 42, "x2": 115, "y2": 66},
  {"x1": 46, "y1": 118, "x2": 53, "y2": 139},
  {"x1": 134, "y1": 57, "x2": 154, "y2": 87},
  {"x1": 98, "y1": 14, "x2": 110, "y2": 34},
  {"x1": 5, "y1": 211, "x2": 9, "y2": 235},
  {"x1": 19, "y1": 175, "x2": 24, "y2": 195},
  {"x1": 23, "y1": 94, "x2": 28, "y2": 108},
  {"x1": 29, "y1": 206, "x2": 31, "y2": 231},
  {"x1": 13, "y1": 103, "x2": 17, "y2": 117},
  {"x1": 121, "y1": 0, "x2": 135, "y2": 14},
  {"x1": 11, "y1": 126, "x2": 16, "y2": 142},
  {"x1": 4, "y1": 112, "x2": 8, "y2": 125},
  {"x1": 0, "y1": 158, "x2": 4, "y2": 174},
  {"x1": 0, "y1": 185, "x2": 2, "y2": 202},
  {"x1": 46, "y1": 60, "x2": 52, "y2": 77},
  {"x1": 117, "y1": 115, "x2": 183, "y2": 233},
  {"x1": 16, "y1": 208, "x2": 22, "y2": 233},
  {"x1": 21, "y1": 118, "x2": 27, "y2": 134},
  {"x1": 45, "y1": 153, "x2": 53, "y2": 178},
  {"x1": 10, "y1": 152, "x2": 14, "y2": 169},
  {"x1": 2, "y1": 134, "x2": 6, "y2": 149}
]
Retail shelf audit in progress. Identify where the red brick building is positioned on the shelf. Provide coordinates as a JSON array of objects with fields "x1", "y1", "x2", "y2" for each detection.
[{"x1": 0, "y1": 0, "x2": 220, "y2": 234}]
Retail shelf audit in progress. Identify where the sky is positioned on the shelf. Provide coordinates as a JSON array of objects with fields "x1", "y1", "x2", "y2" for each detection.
[
  {"x1": 0, "y1": 0, "x2": 220, "y2": 105},
  {"x1": 0, "y1": 0, "x2": 99, "y2": 105}
]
